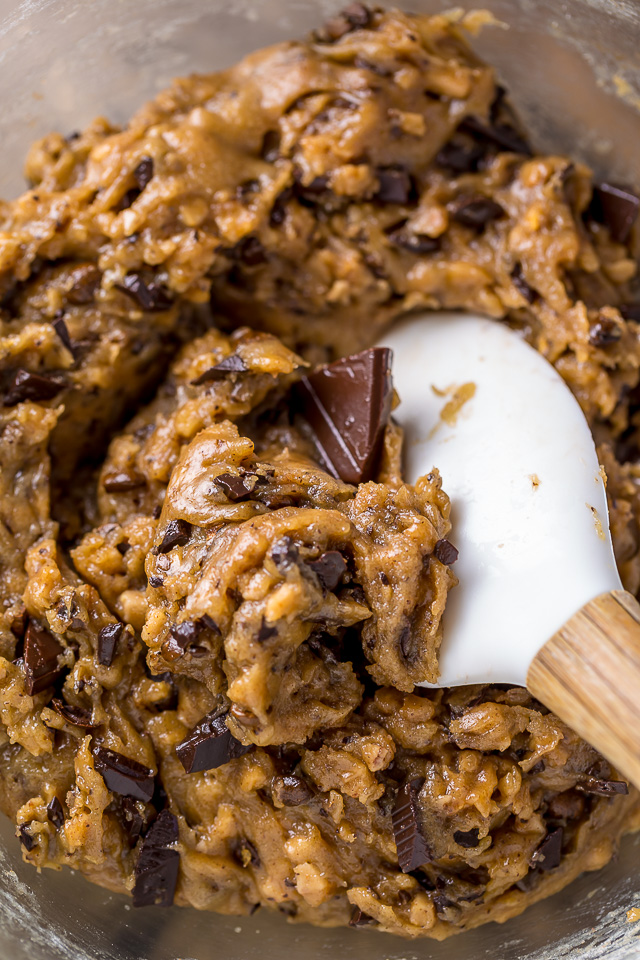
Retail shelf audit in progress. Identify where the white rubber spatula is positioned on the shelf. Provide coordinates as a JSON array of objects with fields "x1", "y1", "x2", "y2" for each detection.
[{"x1": 380, "y1": 312, "x2": 640, "y2": 791}]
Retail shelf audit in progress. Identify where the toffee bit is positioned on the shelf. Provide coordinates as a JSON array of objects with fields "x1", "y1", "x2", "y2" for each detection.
[
  {"x1": 132, "y1": 809, "x2": 180, "y2": 908},
  {"x1": 190, "y1": 354, "x2": 248, "y2": 384},
  {"x1": 4, "y1": 369, "x2": 65, "y2": 407},
  {"x1": 47, "y1": 797, "x2": 65, "y2": 831},
  {"x1": 392, "y1": 779, "x2": 432, "y2": 872},
  {"x1": 116, "y1": 273, "x2": 173, "y2": 312},
  {"x1": 97, "y1": 622, "x2": 125, "y2": 667},
  {"x1": 433, "y1": 539, "x2": 459, "y2": 565},
  {"x1": 156, "y1": 518, "x2": 191, "y2": 554}
]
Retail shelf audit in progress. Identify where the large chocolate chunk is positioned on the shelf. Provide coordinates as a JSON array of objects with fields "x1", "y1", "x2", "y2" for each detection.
[
  {"x1": 392, "y1": 779, "x2": 432, "y2": 872},
  {"x1": 97, "y1": 622, "x2": 125, "y2": 667},
  {"x1": 375, "y1": 167, "x2": 412, "y2": 205},
  {"x1": 176, "y1": 711, "x2": 251, "y2": 774},
  {"x1": 92, "y1": 747, "x2": 155, "y2": 802},
  {"x1": 529, "y1": 827, "x2": 563, "y2": 872},
  {"x1": 156, "y1": 519, "x2": 191, "y2": 554},
  {"x1": 191, "y1": 354, "x2": 247, "y2": 385},
  {"x1": 433, "y1": 539, "x2": 459, "y2": 565},
  {"x1": 214, "y1": 473, "x2": 257, "y2": 502},
  {"x1": 308, "y1": 551, "x2": 347, "y2": 591},
  {"x1": 588, "y1": 182, "x2": 639, "y2": 244},
  {"x1": 133, "y1": 809, "x2": 180, "y2": 908},
  {"x1": 23, "y1": 622, "x2": 64, "y2": 695},
  {"x1": 295, "y1": 348, "x2": 393, "y2": 484},
  {"x1": 4, "y1": 369, "x2": 65, "y2": 407}
]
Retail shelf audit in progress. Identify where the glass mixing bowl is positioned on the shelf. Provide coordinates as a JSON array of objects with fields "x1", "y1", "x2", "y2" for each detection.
[{"x1": 0, "y1": 1, "x2": 638, "y2": 957}]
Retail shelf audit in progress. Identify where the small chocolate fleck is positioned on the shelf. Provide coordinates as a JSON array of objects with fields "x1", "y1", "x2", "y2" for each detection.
[
  {"x1": 308, "y1": 551, "x2": 347, "y2": 591},
  {"x1": 97, "y1": 622, "x2": 125, "y2": 667},
  {"x1": 453, "y1": 827, "x2": 480, "y2": 848},
  {"x1": 375, "y1": 167, "x2": 413, "y2": 205},
  {"x1": 436, "y1": 141, "x2": 484, "y2": 174},
  {"x1": 47, "y1": 797, "x2": 65, "y2": 831},
  {"x1": 214, "y1": 473, "x2": 257, "y2": 502},
  {"x1": 156, "y1": 519, "x2": 191, "y2": 554},
  {"x1": 116, "y1": 273, "x2": 173, "y2": 312},
  {"x1": 176, "y1": 711, "x2": 251, "y2": 774},
  {"x1": 133, "y1": 156, "x2": 154, "y2": 191},
  {"x1": 450, "y1": 195, "x2": 504, "y2": 229},
  {"x1": 588, "y1": 182, "x2": 639, "y2": 244},
  {"x1": 132, "y1": 809, "x2": 179, "y2": 908},
  {"x1": 392, "y1": 779, "x2": 432, "y2": 872},
  {"x1": 52, "y1": 314, "x2": 74, "y2": 354},
  {"x1": 18, "y1": 825, "x2": 36, "y2": 852},
  {"x1": 257, "y1": 618, "x2": 278, "y2": 643},
  {"x1": 433, "y1": 539, "x2": 459, "y2": 565},
  {"x1": 349, "y1": 907, "x2": 376, "y2": 927},
  {"x1": 51, "y1": 698, "x2": 98, "y2": 728},
  {"x1": 23, "y1": 622, "x2": 64, "y2": 695},
  {"x1": 93, "y1": 747, "x2": 155, "y2": 802},
  {"x1": 530, "y1": 827, "x2": 563, "y2": 872},
  {"x1": 102, "y1": 469, "x2": 146, "y2": 493},
  {"x1": 576, "y1": 777, "x2": 629, "y2": 797},
  {"x1": 4, "y1": 369, "x2": 65, "y2": 407},
  {"x1": 294, "y1": 347, "x2": 393, "y2": 485},
  {"x1": 272, "y1": 775, "x2": 314, "y2": 807},
  {"x1": 511, "y1": 263, "x2": 538, "y2": 304},
  {"x1": 589, "y1": 316, "x2": 622, "y2": 347},
  {"x1": 190, "y1": 354, "x2": 248, "y2": 385}
]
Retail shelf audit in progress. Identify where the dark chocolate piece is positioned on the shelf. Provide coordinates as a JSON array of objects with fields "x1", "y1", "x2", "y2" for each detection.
[
  {"x1": 51, "y1": 698, "x2": 98, "y2": 729},
  {"x1": 66, "y1": 264, "x2": 101, "y2": 305},
  {"x1": 18, "y1": 825, "x2": 36, "y2": 852},
  {"x1": 450, "y1": 195, "x2": 504, "y2": 229},
  {"x1": 261, "y1": 130, "x2": 281, "y2": 163},
  {"x1": 114, "y1": 796, "x2": 146, "y2": 844},
  {"x1": 93, "y1": 747, "x2": 155, "y2": 802},
  {"x1": 116, "y1": 273, "x2": 173, "y2": 312},
  {"x1": 308, "y1": 551, "x2": 347, "y2": 591},
  {"x1": 589, "y1": 317, "x2": 622, "y2": 347},
  {"x1": 459, "y1": 115, "x2": 532, "y2": 156},
  {"x1": 436, "y1": 141, "x2": 484, "y2": 174},
  {"x1": 272, "y1": 775, "x2": 314, "y2": 807},
  {"x1": 133, "y1": 156, "x2": 154, "y2": 191},
  {"x1": 23, "y1": 622, "x2": 64, "y2": 695},
  {"x1": 271, "y1": 537, "x2": 299, "y2": 567},
  {"x1": 52, "y1": 314, "x2": 74, "y2": 354},
  {"x1": 256, "y1": 619, "x2": 278, "y2": 643},
  {"x1": 576, "y1": 777, "x2": 629, "y2": 797},
  {"x1": 220, "y1": 234, "x2": 267, "y2": 267},
  {"x1": 619, "y1": 303, "x2": 640, "y2": 322},
  {"x1": 293, "y1": 173, "x2": 332, "y2": 209},
  {"x1": 349, "y1": 907, "x2": 376, "y2": 927},
  {"x1": 149, "y1": 575, "x2": 164, "y2": 588},
  {"x1": 392, "y1": 779, "x2": 432, "y2": 872},
  {"x1": 453, "y1": 827, "x2": 480, "y2": 848},
  {"x1": 165, "y1": 620, "x2": 204, "y2": 660},
  {"x1": 232, "y1": 838, "x2": 261, "y2": 869},
  {"x1": 270, "y1": 187, "x2": 294, "y2": 226},
  {"x1": 47, "y1": 797, "x2": 65, "y2": 830},
  {"x1": 511, "y1": 263, "x2": 538, "y2": 304},
  {"x1": 375, "y1": 167, "x2": 412, "y2": 205},
  {"x1": 190, "y1": 354, "x2": 248, "y2": 385},
  {"x1": 102, "y1": 469, "x2": 146, "y2": 492},
  {"x1": 530, "y1": 827, "x2": 563, "y2": 872},
  {"x1": 387, "y1": 229, "x2": 440, "y2": 255},
  {"x1": 214, "y1": 473, "x2": 257, "y2": 502},
  {"x1": 4, "y1": 369, "x2": 65, "y2": 407},
  {"x1": 176, "y1": 711, "x2": 251, "y2": 774},
  {"x1": 9, "y1": 606, "x2": 28, "y2": 641},
  {"x1": 433, "y1": 539, "x2": 459, "y2": 565},
  {"x1": 316, "y1": 2, "x2": 372, "y2": 42},
  {"x1": 588, "y1": 182, "x2": 639, "y2": 244},
  {"x1": 132, "y1": 809, "x2": 180, "y2": 908},
  {"x1": 97, "y1": 622, "x2": 125, "y2": 667},
  {"x1": 157, "y1": 519, "x2": 191, "y2": 554},
  {"x1": 295, "y1": 347, "x2": 393, "y2": 485}
]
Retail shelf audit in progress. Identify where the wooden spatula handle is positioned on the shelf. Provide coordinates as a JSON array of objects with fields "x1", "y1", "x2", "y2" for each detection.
[{"x1": 527, "y1": 590, "x2": 640, "y2": 792}]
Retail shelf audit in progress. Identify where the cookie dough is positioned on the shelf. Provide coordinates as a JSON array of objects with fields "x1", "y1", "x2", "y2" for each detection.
[{"x1": 0, "y1": 3, "x2": 638, "y2": 940}]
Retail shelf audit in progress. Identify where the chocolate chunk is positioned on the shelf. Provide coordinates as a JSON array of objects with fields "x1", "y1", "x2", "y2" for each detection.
[
  {"x1": 270, "y1": 187, "x2": 294, "y2": 226},
  {"x1": 190, "y1": 354, "x2": 248, "y2": 384},
  {"x1": 18, "y1": 825, "x2": 36, "y2": 852},
  {"x1": 66, "y1": 264, "x2": 101, "y2": 305},
  {"x1": 398, "y1": 622, "x2": 413, "y2": 661},
  {"x1": 214, "y1": 473, "x2": 257, "y2": 502},
  {"x1": 530, "y1": 827, "x2": 563, "y2": 872},
  {"x1": 392, "y1": 779, "x2": 432, "y2": 872},
  {"x1": 433, "y1": 539, "x2": 459, "y2": 565},
  {"x1": 375, "y1": 167, "x2": 413, "y2": 205},
  {"x1": 294, "y1": 347, "x2": 393, "y2": 484},
  {"x1": 271, "y1": 537, "x2": 299, "y2": 567},
  {"x1": 4, "y1": 369, "x2": 65, "y2": 407},
  {"x1": 176, "y1": 711, "x2": 251, "y2": 774},
  {"x1": 9, "y1": 606, "x2": 27, "y2": 641},
  {"x1": 52, "y1": 314, "x2": 74, "y2": 354},
  {"x1": 23, "y1": 622, "x2": 64, "y2": 695},
  {"x1": 453, "y1": 828, "x2": 480, "y2": 849},
  {"x1": 47, "y1": 797, "x2": 65, "y2": 830},
  {"x1": 293, "y1": 173, "x2": 332, "y2": 209},
  {"x1": 261, "y1": 130, "x2": 281, "y2": 163},
  {"x1": 98, "y1": 623, "x2": 124, "y2": 667},
  {"x1": 308, "y1": 551, "x2": 347, "y2": 591},
  {"x1": 113, "y1": 796, "x2": 146, "y2": 844},
  {"x1": 511, "y1": 263, "x2": 538, "y2": 304},
  {"x1": 450, "y1": 195, "x2": 504, "y2": 229},
  {"x1": 349, "y1": 907, "x2": 376, "y2": 927},
  {"x1": 132, "y1": 809, "x2": 180, "y2": 908},
  {"x1": 102, "y1": 469, "x2": 146, "y2": 493},
  {"x1": 116, "y1": 273, "x2": 173, "y2": 312},
  {"x1": 51, "y1": 698, "x2": 98, "y2": 728},
  {"x1": 589, "y1": 316, "x2": 622, "y2": 347},
  {"x1": 436, "y1": 141, "x2": 484, "y2": 174},
  {"x1": 232, "y1": 837, "x2": 261, "y2": 869},
  {"x1": 460, "y1": 116, "x2": 532, "y2": 156},
  {"x1": 588, "y1": 182, "x2": 639, "y2": 244},
  {"x1": 157, "y1": 519, "x2": 191, "y2": 554},
  {"x1": 93, "y1": 747, "x2": 155, "y2": 802},
  {"x1": 576, "y1": 777, "x2": 629, "y2": 797},
  {"x1": 316, "y1": 2, "x2": 373, "y2": 41},
  {"x1": 387, "y1": 228, "x2": 440, "y2": 255},
  {"x1": 168, "y1": 620, "x2": 203, "y2": 654},
  {"x1": 620, "y1": 303, "x2": 640, "y2": 322},
  {"x1": 272, "y1": 775, "x2": 314, "y2": 807},
  {"x1": 133, "y1": 156, "x2": 154, "y2": 191},
  {"x1": 257, "y1": 619, "x2": 278, "y2": 643},
  {"x1": 149, "y1": 575, "x2": 164, "y2": 589},
  {"x1": 220, "y1": 234, "x2": 267, "y2": 267}
]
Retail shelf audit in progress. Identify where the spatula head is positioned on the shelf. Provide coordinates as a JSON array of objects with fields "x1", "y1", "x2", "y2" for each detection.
[{"x1": 380, "y1": 313, "x2": 621, "y2": 687}]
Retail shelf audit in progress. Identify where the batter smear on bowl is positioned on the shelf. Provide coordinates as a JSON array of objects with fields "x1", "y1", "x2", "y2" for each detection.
[{"x1": 0, "y1": 5, "x2": 638, "y2": 938}]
